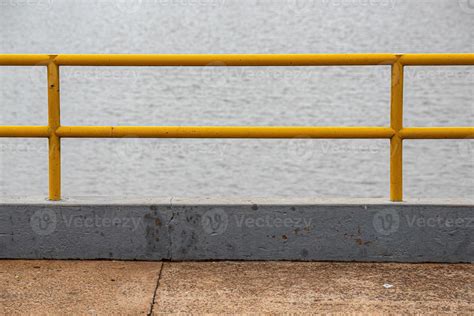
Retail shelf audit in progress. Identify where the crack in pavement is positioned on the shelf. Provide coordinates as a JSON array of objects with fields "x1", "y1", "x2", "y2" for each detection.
[{"x1": 147, "y1": 262, "x2": 165, "y2": 316}]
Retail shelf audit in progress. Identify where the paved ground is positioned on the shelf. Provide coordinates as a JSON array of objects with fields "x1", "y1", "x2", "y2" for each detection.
[{"x1": 0, "y1": 261, "x2": 472, "y2": 314}]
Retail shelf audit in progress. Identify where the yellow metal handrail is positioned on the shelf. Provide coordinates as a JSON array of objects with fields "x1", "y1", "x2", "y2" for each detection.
[{"x1": 0, "y1": 54, "x2": 473, "y2": 201}]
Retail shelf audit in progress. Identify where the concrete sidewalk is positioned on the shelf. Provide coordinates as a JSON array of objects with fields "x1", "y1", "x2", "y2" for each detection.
[{"x1": 0, "y1": 261, "x2": 472, "y2": 314}]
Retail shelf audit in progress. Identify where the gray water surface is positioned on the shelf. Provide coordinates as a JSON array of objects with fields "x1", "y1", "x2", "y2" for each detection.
[{"x1": 0, "y1": 0, "x2": 473, "y2": 199}]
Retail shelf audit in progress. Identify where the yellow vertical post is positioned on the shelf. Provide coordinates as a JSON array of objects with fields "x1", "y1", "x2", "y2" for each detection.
[
  {"x1": 390, "y1": 61, "x2": 403, "y2": 201},
  {"x1": 47, "y1": 62, "x2": 61, "y2": 200}
]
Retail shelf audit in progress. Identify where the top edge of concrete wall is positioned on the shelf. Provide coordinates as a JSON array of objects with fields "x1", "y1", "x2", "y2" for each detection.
[{"x1": 0, "y1": 196, "x2": 472, "y2": 206}]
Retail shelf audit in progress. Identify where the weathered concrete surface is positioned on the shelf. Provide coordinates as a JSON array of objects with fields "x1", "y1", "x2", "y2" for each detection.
[
  {"x1": 1, "y1": 260, "x2": 472, "y2": 314},
  {"x1": 154, "y1": 262, "x2": 474, "y2": 314},
  {"x1": 0, "y1": 260, "x2": 162, "y2": 315},
  {"x1": 0, "y1": 197, "x2": 472, "y2": 262}
]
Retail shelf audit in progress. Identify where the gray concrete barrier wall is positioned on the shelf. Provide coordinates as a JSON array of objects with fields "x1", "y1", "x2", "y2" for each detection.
[{"x1": 0, "y1": 198, "x2": 472, "y2": 262}]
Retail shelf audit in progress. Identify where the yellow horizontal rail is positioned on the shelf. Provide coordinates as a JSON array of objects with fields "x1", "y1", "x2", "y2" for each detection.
[
  {"x1": 400, "y1": 127, "x2": 474, "y2": 139},
  {"x1": 55, "y1": 126, "x2": 395, "y2": 139},
  {"x1": 0, "y1": 126, "x2": 49, "y2": 137},
  {"x1": 0, "y1": 54, "x2": 52, "y2": 66},
  {"x1": 1, "y1": 53, "x2": 474, "y2": 66},
  {"x1": 399, "y1": 54, "x2": 474, "y2": 66},
  {"x1": 0, "y1": 53, "x2": 472, "y2": 201},
  {"x1": 2, "y1": 126, "x2": 471, "y2": 140}
]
